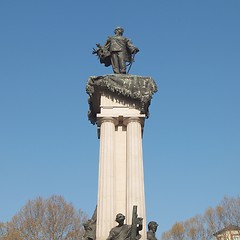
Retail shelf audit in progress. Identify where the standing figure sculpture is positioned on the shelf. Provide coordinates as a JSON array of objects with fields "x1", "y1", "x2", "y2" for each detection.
[
  {"x1": 106, "y1": 212, "x2": 143, "y2": 240},
  {"x1": 92, "y1": 27, "x2": 139, "y2": 74},
  {"x1": 82, "y1": 207, "x2": 97, "y2": 240},
  {"x1": 147, "y1": 221, "x2": 158, "y2": 240}
]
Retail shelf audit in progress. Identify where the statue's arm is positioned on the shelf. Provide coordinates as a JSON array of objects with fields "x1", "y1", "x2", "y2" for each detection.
[
  {"x1": 104, "y1": 37, "x2": 111, "y2": 49},
  {"x1": 106, "y1": 229, "x2": 115, "y2": 240},
  {"x1": 126, "y1": 39, "x2": 139, "y2": 54}
]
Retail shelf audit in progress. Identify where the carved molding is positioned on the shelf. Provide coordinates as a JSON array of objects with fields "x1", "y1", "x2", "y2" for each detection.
[{"x1": 86, "y1": 74, "x2": 157, "y2": 125}]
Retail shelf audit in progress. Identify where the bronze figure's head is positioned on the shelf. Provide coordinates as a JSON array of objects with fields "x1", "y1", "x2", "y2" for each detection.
[
  {"x1": 114, "y1": 27, "x2": 124, "y2": 35},
  {"x1": 115, "y1": 213, "x2": 125, "y2": 223}
]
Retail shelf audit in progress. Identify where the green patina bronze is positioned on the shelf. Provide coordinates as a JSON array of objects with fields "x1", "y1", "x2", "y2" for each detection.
[{"x1": 86, "y1": 74, "x2": 157, "y2": 124}]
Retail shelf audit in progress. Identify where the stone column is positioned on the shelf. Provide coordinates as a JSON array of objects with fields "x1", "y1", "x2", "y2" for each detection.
[
  {"x1": 114, "y1": 124, "x2": 127, "y2": 215},
  {"x1": 125, "y1": 117, "x2": 146, "y2": 239},
  {"x1": 96, "y1": 117, "x2": 117, "y2": 240}
]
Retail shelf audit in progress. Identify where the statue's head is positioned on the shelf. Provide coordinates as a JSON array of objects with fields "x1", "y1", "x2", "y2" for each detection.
[
  {"x1": 115, "y1": 213, "x2": 125, "y2": 222},
  {"x1": 114, "y1": 27, "x2": 124, "y2": 35},
  {"x1": 148, "y1": 221, "x2": 158, "y2": 232}
]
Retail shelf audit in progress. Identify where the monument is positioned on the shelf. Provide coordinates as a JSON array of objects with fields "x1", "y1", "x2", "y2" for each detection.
[{"x1": 86, "y1": 27, "x2": 158, "y2": 240}]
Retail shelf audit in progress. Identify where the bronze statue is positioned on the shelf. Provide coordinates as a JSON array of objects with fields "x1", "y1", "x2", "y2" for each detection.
[
  {"x1": 82, "y1": 207, "x2": 97, "y2": 240},
  {"x1": 93, "y1": 27, "x2": 139, "y2": 74},
  {"x1": 147, "y1": 221, "x2": 158, "y2": 240},
  {"x1": 106, "y1": 207, "x2": 143, "y2": 240}
]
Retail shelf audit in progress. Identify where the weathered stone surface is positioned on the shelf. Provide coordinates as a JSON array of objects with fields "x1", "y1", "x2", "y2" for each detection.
[
  {"x1": 93, "y1": 94, "x2": 148, "y2": 240},
  {"x1": 86, "y1": 74, "x2": 157, "y2": 124},
  {"x1": 86, "y1": 74, "x2": 157, "y2": 240}
]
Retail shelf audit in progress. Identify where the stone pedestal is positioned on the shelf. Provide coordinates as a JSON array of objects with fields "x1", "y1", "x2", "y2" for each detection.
[
  {"x1": 96, "y1": 93, "x2": 146, "y2": 240},
  {"x1": 86, "y1": 74, "x2": 157, "y2": 240}
]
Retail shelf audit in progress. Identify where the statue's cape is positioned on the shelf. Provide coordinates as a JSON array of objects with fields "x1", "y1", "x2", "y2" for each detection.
[{"x1": 86, "y1": 74, "x2": 158, "y2": 125}]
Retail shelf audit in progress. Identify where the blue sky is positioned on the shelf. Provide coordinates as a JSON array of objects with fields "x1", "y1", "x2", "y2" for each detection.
[{"x1": 0, "y1": 0, "x2": 240, "y2": 237}]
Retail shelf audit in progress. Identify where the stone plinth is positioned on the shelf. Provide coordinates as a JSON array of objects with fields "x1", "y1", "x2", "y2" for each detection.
[{"x1": 86, "y1": 74, "x2": 157, "y2": 240}]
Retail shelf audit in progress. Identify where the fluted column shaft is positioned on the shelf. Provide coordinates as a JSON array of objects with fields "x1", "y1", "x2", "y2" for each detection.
[
  {"x1": 125, "y1": 117, "x2": 146, "y2": 239},
  {"x1": 96, "y1": 117, "x2": 116, "y2": 240}
]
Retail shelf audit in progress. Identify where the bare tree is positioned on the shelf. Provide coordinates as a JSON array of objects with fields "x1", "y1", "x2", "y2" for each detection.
[
  {"x1": 221, "y1": 196, "x2": 240, "y2": 226},
  {"x1": 184, "y1": 217, "x2": 201, "y2": 240},
  {"x1": 161, "y1": 231, "x2": 172, "y2": 240},
  {"x1": 161, "y1": 196, "x2": 240, "y2": 240},
  {"x1": 0, "y1": 223, "x2": 5, "y2": 237},
  {"x1": 170, "y1": 222, "x2": 185, "y2": 240},
  {"x1": 204, "y1": 207, "x2": 218, "y2": 239},
  {"x1": 0, "y1": 222, "x2": 23, "y2": 240},
  {"x1": 0, "y1": 195, "x2": 87, "y2": 240}
]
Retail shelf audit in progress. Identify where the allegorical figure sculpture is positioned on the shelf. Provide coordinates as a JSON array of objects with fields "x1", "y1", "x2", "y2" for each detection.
[
  {"x1": 82, "y1": 207, "x2": 97, "y2": 240},
  {"x1": 106, "y1": 209, "x2": 143, "y2": 240},
  {"x1": 92, "y1": 27, "x2": 139, "y2": 74},
  {"x1": 147, "y1": 221, "x2": 158, "y2": 240}
]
